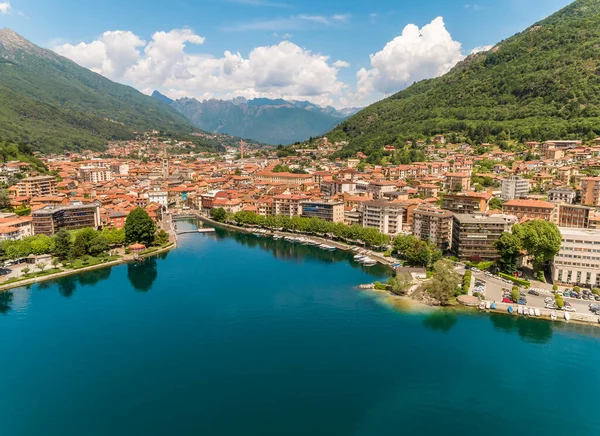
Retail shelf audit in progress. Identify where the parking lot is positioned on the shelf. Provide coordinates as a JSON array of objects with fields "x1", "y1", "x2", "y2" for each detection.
[{"x1": 455, "y1": 266, "x2": 600, "y2": 316}]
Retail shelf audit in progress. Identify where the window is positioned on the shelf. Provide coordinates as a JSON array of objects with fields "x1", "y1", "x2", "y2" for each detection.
[
  {"x1": 587, "y1": 272, "x2": 592, "y2": 284},
  {"x1": 577, "y1": 271, "x2": 582, "y2": 284}
]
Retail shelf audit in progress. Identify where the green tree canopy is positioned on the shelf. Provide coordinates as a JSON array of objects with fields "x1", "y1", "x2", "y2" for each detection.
[
  {"x1": 125, "y1": 208, "x2": 157, "y2": 246},
  {"x1": 426, "y1": 259, "x2": 461, "y2": 306},
  {"x1": 210, "y1": 208, "x2": 227, "y2": 223},
  {"x1": 488, "y1": 197, "x2": 504, "y2": 211},
  {"x1": 53, "y1": 228, "x2": 72, "y2": 260},
  {"x1": 494, "y1": 232, "x2": 522, "y2": 275},
  {"x1": 513, "y1": 220, "x2": 561, "y2": 269}
]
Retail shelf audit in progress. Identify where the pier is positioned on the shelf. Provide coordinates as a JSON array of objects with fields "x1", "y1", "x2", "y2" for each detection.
[{"x1": 176, "y1": 228, "x2": 216, "y2": 235}]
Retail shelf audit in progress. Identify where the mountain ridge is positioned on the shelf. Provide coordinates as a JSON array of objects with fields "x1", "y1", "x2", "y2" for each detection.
[{"x1": 326, "y1": 0, "x2": 600, "y2": 160}]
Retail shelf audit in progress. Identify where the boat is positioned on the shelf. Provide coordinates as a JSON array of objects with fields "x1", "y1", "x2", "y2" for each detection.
[
  {"x1": 490, "y1": 302, "x2": 496, "y2": 310},
  {"x1": 534, "y1": 308, "x2": 541, "y2": 317},
  {"x1": 523, "y1": 308, "x2": 530, "y2": 316},
  {"x1": 564, "y1": 312, "x2": 571, "y2": 321},
  {"x1": 550, "y1": 311, "x2": 557, "y2": 321},
  {"x1": 479, "y1": 302, "x2": 486, "y2": 310},
  {"x1": 273, "y1": 235, "x2": 282, "y2": 240},
  {"x1": 518, "y1": 306, "x2": 524, "y2": 315},
  {"x1": 508, "y1": 306, "x2": 514, "y2": 314},
  {"x1": 485, "y1": 301, "x2": 491, "y2": 310},
  {"x1": 354, "y1": 254, "x2": 365, "y2": 260},
  {"x1": 361, "y1": 258, "x2": 377, "y2": 266}
]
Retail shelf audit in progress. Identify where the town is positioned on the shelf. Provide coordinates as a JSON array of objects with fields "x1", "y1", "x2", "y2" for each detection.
[{"x1": 1, "y1": 132, "x2": 600, "y2": 320}]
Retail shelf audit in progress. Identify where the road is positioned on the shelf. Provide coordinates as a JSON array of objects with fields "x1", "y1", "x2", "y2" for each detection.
[{"x1": 455, "y1": 266, "x2": 599, "y2": 316}]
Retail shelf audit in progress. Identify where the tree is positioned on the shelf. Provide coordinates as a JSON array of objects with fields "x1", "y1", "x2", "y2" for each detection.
[
  {"x1": 553, "y1": 284, "x2": 558, "y2": 292},
  {"x1": 513, "y1": 220, "x2": 561, "y2": 270},
  {"x1": 426, "y1": 259, "x2": 461, "y2": 305},
  {"x1": 102, "y1": 228, "x2": 125, "y2": 246},
  {"x1": 388, "y1": 272, "x2": 413, "y2": 295},
  {"x1": 154, "y1": 229, "x2": 169, "y2": 246},
  {"x1": 125, "y1": 208, "x2": 157, "y2": 246},
  {"x1": 488, "y1": 197, "x2": 504, "y2": 210},
  {"x1": 53, "y1": 228, "x2": 72, "y2": 260},
  {"x1": 210, "y1": 208, "x2": 227, "y2": 223},
  {"x1": 88, "y1": 235, "x2": 109, "y2": 256},
  {"x1": 0, "y1": 189, "x2": 12, "y2": 211},
  {"x1": 22, "y1": 266, "x2": 30, "y2": 276},
  {"x1": 71, "y1": 235, "x2": 88, "y2": 258},
  {"x1": 511, "y1": 286, "x2": 520, "y2": 302},
  {"x1": 36, "y1": 262, "x2": 47, "y2": 273},
  {"x1": 51, "y1": 258, "x2": 60, "y2": 269},
  {"x1": 494, "y1": 232, "x2": 522, "y2": 275}
]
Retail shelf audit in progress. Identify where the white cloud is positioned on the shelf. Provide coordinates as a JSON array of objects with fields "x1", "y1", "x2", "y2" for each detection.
[
  {"x1": 464, "y1": 4, "x2": 483, "y2": 11},
  {"x1": 357, "y1": 17, "x2": 464, "y2": 98},
  {"x1": 225, "y1": 13, "x2": 350, "y2": 31},
  {"x1": 223, "y1": 0, "x2": 290, "y2": 7},
  {"x1": 0, "y1": 2, "x2": 11, "y2": 14},
  {"x1": 470, "y1": 44, "x2": 493, "y2": 54},
  {"x1": 54, "y1": 29, "x2": 349, "y2": 108},
  {"x1": 333, "y1": 60, "x2": 350, "y2": 68}
]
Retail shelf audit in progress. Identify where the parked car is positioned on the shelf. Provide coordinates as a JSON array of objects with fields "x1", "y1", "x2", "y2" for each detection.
[
  {"x1": 528, "y1": 289, "x2": 540, "y2": 296},
  {"x1": 518, "y1": 299, "x2": 527, "y2": 305},
  {"x1": 502, "y1": 297, "x2": 513, "y2": 304},
  {"x1": 565, "y1": 306, "x2": 577, "y2": 312},
  {"x1": 545, "y1": 303, "x2": 557, "y2": 310}
]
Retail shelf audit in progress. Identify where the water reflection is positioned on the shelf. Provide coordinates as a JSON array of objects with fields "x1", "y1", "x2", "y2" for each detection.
[
  {"x1": 212, "y1": 227, "x2": 391, "y2": 276},
  {"x1": 490, "y1": 314, "x2": 553, "y2": 344},
  {"x1": 0, "y1": 291, "x2": 13, "y2": 314},
  {"x1": 57, "y1": 276, "x2": 77, "y2": 298},
  {"x1": 422, "y1": 310, "x2": 458, "y2": 333},
  {"x1": 127, "y1": 258, "x2": 158, "y2": 292}
]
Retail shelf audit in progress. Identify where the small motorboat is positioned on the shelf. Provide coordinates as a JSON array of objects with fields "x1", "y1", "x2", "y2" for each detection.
[
  {"x1": 550, "y1": 311, "x2": 557, "y2": 321},
  {"x1": 523, "y1": 308, "x2": 530, "y2": 316},
  {"x1": 518, "y1": 306, "x2": 524, "y2": 315},
  {"x1": 508, "y1": 306, "x2": 514, "y2": 314},
  {"x1": 490, "y1": 302, "x2": 496, "y2": 310},
  {"x1": 534, "y1": 308, "x2": 541, "y2": 317},
  {"x1": 354, "y1": 254, "x2": 365, "y2": 260},
  {"x1": 564, "y1": 312, "x2": 571, "y2": 321},
  {"x1": 273, "y1": 235, "x2": 282, "y2": 240},
  {"x1": 479, "y1": 302, "x2": 486, "y2": 310},
  {"x1": 485, "y1": 301, "x2": 491, "y2": 310},
  {"x1": 361, "y1": 258, "x2": 377, "y2": 266}
]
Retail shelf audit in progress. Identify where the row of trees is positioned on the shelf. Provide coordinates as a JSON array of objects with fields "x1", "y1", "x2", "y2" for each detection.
[
  {"x1": 216, "y1": 209, "x2": 391, "y2": 249},
  {"x1": 392, "y1": 234, "x2": 443, "y2": 268},
  {"x1": 494, "y1": 220, "x2": 562, "y2": 275}
]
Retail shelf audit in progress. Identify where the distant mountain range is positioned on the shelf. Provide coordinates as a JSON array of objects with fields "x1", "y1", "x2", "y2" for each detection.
[
  {"x1": 153, "y1": 92, "x2": 360, "y2": 145},
  {"x1": 0, "y1": 29, "x2": 226, "y2": 154}
]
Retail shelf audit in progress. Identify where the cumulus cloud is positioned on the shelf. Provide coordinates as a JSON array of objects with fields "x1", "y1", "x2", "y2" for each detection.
[
  {"x1": 357, "y1": 17, "x2": 464, "y2": 98},
  {"x1": 0, "y1": 2, "x2": 11, "y2": 14},
  {"x1": 470, "y1": 44, "x2": 493, "y2": 54},
  {"x1": 54, "y1": 29, "x2": 348, "y2": 108}
]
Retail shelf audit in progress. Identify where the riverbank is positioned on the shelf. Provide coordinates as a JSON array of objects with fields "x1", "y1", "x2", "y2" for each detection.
[
  {"x1": 0, "y1": 242, "x2": 177, "y2": 294},
  {"x1": 197, "y1": 215, "x2": 398, "y2": 269}
]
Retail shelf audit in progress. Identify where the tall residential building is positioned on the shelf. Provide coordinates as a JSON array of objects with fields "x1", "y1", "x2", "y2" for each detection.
[
  {"x1": 79, "y1": 166, "x2": 113, "y2": 183},
  {"x1": 502, "y1": 199, "x2": 557, "y2": 222},
  {"x1": 13, "y1": 176, "x2": 58, "y2": 197},
  {"x1": 444, "y1": 173, "x2": 471, "y2": 192},
  {"x1": 110, "y1": 163, "x2": 130, "y2": 176},
  {"x1": 300, "y1": 200, "x2": 344, "y2": 223},
  {"x1": 442, "y1": 192, "x2": 490, "y2": 214},
  {"x1": 412, "y1": 205, "x2": 453, "y2": 250},
  {"x1": 557, "y1": 204, "x2": 591, "y2": 229},
  {"x1": 552, "y1": 227, "x2": 600, "y2": 287},
  {"x1": 32, "y1": 203, "x2": 101, "y2": 236},
  {"x1": 581, "y1": 177, "x2": 600, "y2": 206},
  {"x1": 501, "y1": 176, "x2": 530, "y2": 201},
  {"x1": 273, "y1": 195, "x2": 305, "y2": 217},
  {"x1": 362, "y1": 201, "x2": 403, "y2": 236},
  {"x1": 452, "y1": 214, "x2": 516, "y2": 260}
]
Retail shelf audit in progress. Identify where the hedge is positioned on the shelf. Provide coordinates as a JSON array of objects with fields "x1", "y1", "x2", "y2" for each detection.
[{"x1": 499, "y1": 272, "x2": 531, "y2": 288}]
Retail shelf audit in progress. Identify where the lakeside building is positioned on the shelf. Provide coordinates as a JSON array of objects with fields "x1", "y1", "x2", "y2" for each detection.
[
  {"x1": 552, "y1": 227, "x2": 600, "y2": 287},
  {"x1": 255, "y1": 171, "x2": 313, "y2": 185},
  {"x1": 273, "y1": 194, "x2": 305, "y2": 217},
  {"x1": 501, "y1": 176, "x2": 530, "y2": 201},
  {"x1": 412, "y1": 205, "x2": 453, "y2": 250},
  {"x1": 32, "y1": 203, "x2": 101, "y2": 236},
  {"x1": 502, "y1": 199, "x2": 557, "y2": 223},
  {"x1": 0, "y1": 216, "x2": 33, "y2": 239},
  {"x1": 300, "y1": 200, "x2": 344, "y2": 223},
  {"x1": 362, "y1": 200, "x2": 403, "y2": 236},
  {"x1": 452, "y1": 214, "x2": 516, "y2": 260},
  {"x1": 12, "y1": 176, "x2": 57, "y2": 198},
  {"x1": 581, "y1": 177, "x2": 600, "y2": 206},
  {"x1": 147, "y1": 190, "x2": 168, "y2": 208}
]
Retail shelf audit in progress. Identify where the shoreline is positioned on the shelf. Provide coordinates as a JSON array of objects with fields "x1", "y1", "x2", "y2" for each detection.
[{"x1": 0, "y1": 242, "x2": 177, "y2": 294}]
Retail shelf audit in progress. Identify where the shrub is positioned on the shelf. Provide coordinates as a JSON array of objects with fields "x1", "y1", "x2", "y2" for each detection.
[
  {"x1": 536, "y1": 270, "x2": 546, "y2": 283},
  {"x1": 511, "y1": 287, "x2": 520, "y2": 302},
  {"x1": 555, "y1": 294, "x2": 565, "y2": 309},
  {"x1": 573, "y1": 286, "x2": 581, "y2": 293},
  {"x1": 373, "y1": 282, "x2": 388, "y2": 291},
  {"x1": 499, "y1": 272, "x2": 531, "y2": 288},
  {"x1": 593, "y1": 288, "x2": 600, "y2": 296},
  {"x1": 553, "y1": 284, "x2": 558, "y2": 291}
]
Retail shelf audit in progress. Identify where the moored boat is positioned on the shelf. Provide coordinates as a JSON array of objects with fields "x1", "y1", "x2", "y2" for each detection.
[
  {"x1": 564, "y1": 312, "x2": 571, "y2": 321},
  {"x1": 490, "y1": 302, "x2": 496, "y2": 310},
  {"x1": 524, "y1": 308, "x2": 530, "y2": 316},
  {"x1": 534, "y1": 308, "x2": 541, "y2": 317},
  {"x1": 550, "y1": 311, "x2": 557, "y2": 320},
  {"x1": 479, "y1": 302, "x2": 486, "y2": 310},
  {"x1": 485, "y1": 301, "x2": 491, "y2": 310},
  {"x1": 518, "y1": 306, "x2": 524, "y2": 315},
  {"x1": 508, "y1": 306, "x2": 514, "y2": 314}
]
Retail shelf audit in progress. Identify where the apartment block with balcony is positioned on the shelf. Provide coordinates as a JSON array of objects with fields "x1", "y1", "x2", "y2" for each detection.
[
  {"x1": 300, "y1": 200, "x2": 344, "y2": 223},
  {"x1": 13, "y1": 176, "x2": 58, "y2": 198},
  {"x1": 501, "y1": 176, "x2": 530, "y2": 200},
  {"x1": 32, "y1": 203, "x2": 101, "y2": 236},
  {"x1": 442, "y1": 192, "x2": 490, "y2": 214},
  {"x1": 79, "y1": 166, "x2": 113, "y2": 183},
  {"x1": 557, "y1": 204, "x2": 591, "y2": 229},
  {"x1": 502, "y1": 199, "x2": 557, "y2": 223},
  {"x1": 547, "y1": 187, "x2": 577, "y2": 204},
  {"x1": 273, "y1": 195, "x2": 305, "y2": 217},
  {"x1": 452, "y1": 214, "x2": 516, "y2": 260},
  {"x1": 581, "y1": 177, "x2": 600, "y2": 206},
  {"x1": 413, "y1": 205, "x2": 453, "y2": 250},
  {"x1": 362, "y1": 201, "x2": 403, "y2": 236}
]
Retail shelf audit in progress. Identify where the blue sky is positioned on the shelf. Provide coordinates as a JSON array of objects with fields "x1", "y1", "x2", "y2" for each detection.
[{"x1": 0, "y1": 0, "x2": 573, "y2": 107}]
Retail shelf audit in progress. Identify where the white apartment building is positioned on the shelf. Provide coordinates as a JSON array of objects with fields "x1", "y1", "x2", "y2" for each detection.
[
  {"x1": 79, "y1": 166, "x2": 113, "y2": 183},
  {"x1": 148, "y1": 190, "x2": 168, "y2": 208},
  {"x1": 110, "y1": 163, "x2": 130, "y2": 176},
  {"x1": 552, "y1": 227, "x2": 600, "y2": 288},
  {"x1": 362, "y1": 200, "x2": 403, "y2": 236},
  {"x1": 501, "y1": 176, "x2": 529, "y2": 201}
]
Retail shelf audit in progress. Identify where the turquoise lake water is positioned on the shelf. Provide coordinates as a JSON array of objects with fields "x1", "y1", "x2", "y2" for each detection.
[{"x1": 1, "y1": 219, "x2": 600, "y2": 435}]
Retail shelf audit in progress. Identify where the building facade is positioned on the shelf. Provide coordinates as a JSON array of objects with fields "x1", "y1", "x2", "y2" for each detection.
[
  {"x1": 502, "y1": 199, "x2": 557, "y2": 222},
  {"x1": 581, "y1": 177, "x2": 600, "y2": 206},
  {"x1": 442, "y1": 193, "x2": 488, "y2": 214},
  {"x1": 452, "y1": 214, "x2": 515, "y2": 260},
  {"x1": 552, "y1": 228, "x2": 600, "y2": 287},
  {"x1": 32, "y1": 203, "x2": 101, "y2": 235},
  {"x1": 501, "y1": 176, "x2": 530, "y2": 201},
  {"x1": 79, "y1": 166, "x2": 113, "y2": 183},
  {"x1": 13, "y1": 176, "x2": 58, "y2": 197},
  {"x1": 362, "y1": 201, "x2": 403, "y2": 236},
  {"x1": 547, "y1": 187, "x2": 577, "y2": 204},
  {"x1": 300, "y1": 200, "x2": 344, "y2": 223},
  {"x1": 412, "y1": 205, "x2": 453, "y2": 250},
  {"x1": 557, "y1": 204, "x2": 591, "y2": 229}
]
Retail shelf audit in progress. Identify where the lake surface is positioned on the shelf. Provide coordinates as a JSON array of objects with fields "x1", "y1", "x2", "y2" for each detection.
[{"x1": 1, "y1": 220, "x2": 600, "y2": 436}]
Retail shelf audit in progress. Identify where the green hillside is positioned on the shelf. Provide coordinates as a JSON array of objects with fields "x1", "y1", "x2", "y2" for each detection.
[
  {"x1": 328, "y1": 0, "x2": 600, "y2": 158},
  {"x1": 0, "y1": 29, "x2": 222, "y2": 154}
]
